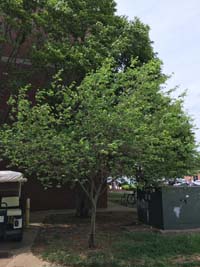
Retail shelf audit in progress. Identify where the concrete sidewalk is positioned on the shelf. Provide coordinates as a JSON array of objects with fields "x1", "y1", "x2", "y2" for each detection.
[
  {"x1": 0, "y1": 211, "x2": 50, "y2": 267},
  {"x1": 0, "y1": 208, "x2": 76, "y2": 266}
]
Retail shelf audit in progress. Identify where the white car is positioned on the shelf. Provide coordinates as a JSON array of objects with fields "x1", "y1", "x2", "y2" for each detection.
[{"x1": 193, "y1": 180, "x2": 200, "y2": 186}]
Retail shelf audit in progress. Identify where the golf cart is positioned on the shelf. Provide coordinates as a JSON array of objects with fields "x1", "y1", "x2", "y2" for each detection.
[{"x1": 0, "y1": 171, "x2": 27, "y2": 241}]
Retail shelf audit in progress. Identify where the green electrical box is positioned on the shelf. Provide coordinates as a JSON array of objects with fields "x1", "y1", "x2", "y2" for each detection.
[{"x1": 137, "y1": 187, "x2": 200, "y2": 230}]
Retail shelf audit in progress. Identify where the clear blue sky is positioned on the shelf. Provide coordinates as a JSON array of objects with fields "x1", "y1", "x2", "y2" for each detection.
[{"x1": 116, "y1": 0, "x2": 200, "y2": 146}]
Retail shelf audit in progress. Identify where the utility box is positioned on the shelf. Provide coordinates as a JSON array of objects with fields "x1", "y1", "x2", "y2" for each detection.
[{"x1": 137, "y1": 187, "x2": 200, "y2": 230}]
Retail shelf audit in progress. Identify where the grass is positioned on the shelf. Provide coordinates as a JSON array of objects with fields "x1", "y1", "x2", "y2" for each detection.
[
  {"x1": 32, "y1": 211, "x2": 200, "y2": 267},
  {"x1": 37, "y1": 231, "x2": 200, "y2": 267},
  {"x1": 113, "y1": 232, "x2": 200, "y2": 266},
  {"x1": 108, "y1": 190, "x2": 136, "y2": 207},
  {"x1": 107, "y1": 191, "x2": 124, "y2": 204}
]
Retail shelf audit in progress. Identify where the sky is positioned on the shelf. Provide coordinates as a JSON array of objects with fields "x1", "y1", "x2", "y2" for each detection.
[{"x1": 115, "y1": 0, "x2": 200, "y2": 146}]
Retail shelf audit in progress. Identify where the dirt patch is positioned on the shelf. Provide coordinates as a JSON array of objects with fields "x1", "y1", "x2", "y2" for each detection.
[
  {"x1": 32, "y1": 210, "x2": 152, "y2": 255},
  {"x1": 172, "y1": 254, "x2": 200, "y2": 265},
  {"x1": 32, "y1": 211, "x2": 200, "y2": 267}
]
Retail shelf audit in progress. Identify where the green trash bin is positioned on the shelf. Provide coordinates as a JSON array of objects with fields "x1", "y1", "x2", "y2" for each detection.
[{"x1": 137, "y1": 186, "x2": 200, "y2": 230}]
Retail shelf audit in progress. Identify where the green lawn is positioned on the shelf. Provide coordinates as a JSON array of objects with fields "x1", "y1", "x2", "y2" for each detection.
[
  {"x1": 108, "y1": 191, "x2": 124, "y2": 204},
  {"x1": 108, "y1": 190, "x2": 136, "y2": 207},
  {"x1": 40, "y1": 232, "x2": 200, "y2": 267},
  {"x1": 32, "y1": 211, "x2": 200, "y2": 267}
]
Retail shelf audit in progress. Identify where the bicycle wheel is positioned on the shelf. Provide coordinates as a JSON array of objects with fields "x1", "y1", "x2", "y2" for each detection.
[{"x1": 127, "y1": 194, "x2": 136, "y2": 206}]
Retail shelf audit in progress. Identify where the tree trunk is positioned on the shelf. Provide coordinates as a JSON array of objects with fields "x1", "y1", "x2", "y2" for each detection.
[
  {"x1": 88, "y1": 204, "x2": 96, "y2": 248},
  {"x1": 75, "y1": 187, "x2": 90, "y2": 217}
]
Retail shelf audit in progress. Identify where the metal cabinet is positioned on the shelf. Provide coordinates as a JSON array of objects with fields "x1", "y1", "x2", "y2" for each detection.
[{"x1": 137, "y1": 187, "x2": 200, "y2": 230}]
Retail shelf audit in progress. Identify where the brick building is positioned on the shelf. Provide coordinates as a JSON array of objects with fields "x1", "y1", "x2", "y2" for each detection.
[{"x1": 0, "y1": 33, "x2": 107, "y2": 211}]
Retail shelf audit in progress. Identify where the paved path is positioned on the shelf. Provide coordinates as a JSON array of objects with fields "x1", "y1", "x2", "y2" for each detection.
[
  {"x1": 0, "y1": 211, "x2": 50, "y2": 267},
  {"x1": 0, "y1": 201, "x2": 135, "y2": 267}
]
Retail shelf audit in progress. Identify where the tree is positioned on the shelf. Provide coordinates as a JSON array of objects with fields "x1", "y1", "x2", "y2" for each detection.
[
  {"x1": 0, "y1": 58, "x2": 198, "y2": 247},
  {"x1": 0, "y1": 0, "x2": 153, "y2": 73},
  {"x1": 0, "y1": 1, "x2": 154, "y2": 108},
  {"x1": 0, "y1": 0, "x2": 156, "y2": 217},
  {"x1": 0, "y1": 0, "x2": 155, "y2": 218}
]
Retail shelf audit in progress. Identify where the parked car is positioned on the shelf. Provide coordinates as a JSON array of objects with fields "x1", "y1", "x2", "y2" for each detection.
[
  {"x1": 107, "y1": 176, "x2": 137, "y2": 190},
  {"x1": 193, "y1": 180, "x2": 200, "y2": 186},
  {"x1": 106, "y1": 177, "x2": 113, "y2": 185}
]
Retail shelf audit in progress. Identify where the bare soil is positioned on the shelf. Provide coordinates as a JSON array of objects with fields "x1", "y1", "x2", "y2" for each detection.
[{"x1": 32, "y1": 210, "x2": 151, "y2": 254}]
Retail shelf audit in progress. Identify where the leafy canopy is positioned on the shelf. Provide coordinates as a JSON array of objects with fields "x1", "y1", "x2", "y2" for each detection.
[
  {"x1": 0, "y1": 0, "x2": 154, "y2": 84},
  {"x1": 0, "y1": 59, "x2": 197, "y2": 187}
]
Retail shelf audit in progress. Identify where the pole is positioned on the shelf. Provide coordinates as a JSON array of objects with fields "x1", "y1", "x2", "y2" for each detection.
[{"x1": 25, "y1": 198, "x2": 30, "y2": 227}]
